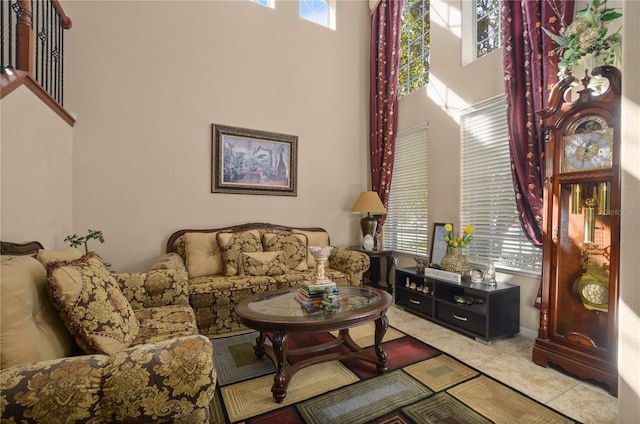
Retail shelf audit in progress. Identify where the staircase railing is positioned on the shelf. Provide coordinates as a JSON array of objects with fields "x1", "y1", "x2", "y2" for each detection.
[{"x1": 1, "y1": 0, "x2": 72, "y2": 105}]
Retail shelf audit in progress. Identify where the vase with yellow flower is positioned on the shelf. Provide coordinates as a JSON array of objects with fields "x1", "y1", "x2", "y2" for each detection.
[{"x1": 440, "y1": 223, "x2": 475, "y2": 275}]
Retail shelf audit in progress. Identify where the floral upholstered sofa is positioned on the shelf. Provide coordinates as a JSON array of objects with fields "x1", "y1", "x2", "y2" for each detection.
[
  {"x1": 0, "y1": 241, "x2": 216, "y2": 423},
  {"x1": 152, "y1": 223, "x2": 370, "y2": 336}
]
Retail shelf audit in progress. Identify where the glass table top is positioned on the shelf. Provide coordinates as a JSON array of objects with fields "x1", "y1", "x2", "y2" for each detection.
[{"x1": 246, "y1": 285, "x2": 383, "y2": 318}]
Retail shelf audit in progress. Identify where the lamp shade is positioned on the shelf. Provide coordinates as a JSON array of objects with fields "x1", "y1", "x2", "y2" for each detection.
[{"x1": 351, "y1": 191, "x2": 387, "y2": 215}]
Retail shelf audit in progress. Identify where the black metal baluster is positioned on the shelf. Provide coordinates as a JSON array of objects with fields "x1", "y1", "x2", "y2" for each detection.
[
  {"x1": 58, "y1": 21, "x2": 63, "y2": 104},
  {"x1": 1, "y1": 2, "x2": 6, "y2": 68},
  {"x1": 34, "y1": 0, "x2": 39, "y2": 82},
  {"x1": 52, "y1": 11, "x2": 59, "y2": 103},
  {"x1": 38, "y1": 0, "x2": 47, "y2": 89},
  {"x1": 46, "y1": 0, "x2": 51, "y2": 94},
  {"x1": 11, "y1": 1, "x2": 20, "y2": 70}
]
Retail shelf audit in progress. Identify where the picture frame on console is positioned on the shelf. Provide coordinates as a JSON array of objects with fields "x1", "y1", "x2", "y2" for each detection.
[
  {"x1": 429, "y1": 222, "x2": 449, "y2": 267},
  {"x1": 212, "y1": 124, "x2": 298, "y2": 196}
]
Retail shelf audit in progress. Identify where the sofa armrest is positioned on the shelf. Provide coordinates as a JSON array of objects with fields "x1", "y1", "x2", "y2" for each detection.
[
  {"x1": 0, "y1": 335, "x2": 216, "y2": 423},
  {"x1": 115, "y1": 266, "x2": 190, "y2": 309},
  {"x1": 101, "y1": 335, "x2": 216, "y2": 422},
  {"x1": 329, "y1": 247, "x2": 370, "y2": 286},
  {"x1": 1, "y1": 354, "x2": 108, "y2": 421},
  {"x1": 150, "y1": 252, "x2": 188, "y2": 273}
]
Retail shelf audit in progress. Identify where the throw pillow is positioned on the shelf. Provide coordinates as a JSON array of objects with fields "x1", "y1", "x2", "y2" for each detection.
[
  {"x1": 46, "y1": 252, "x2": 140, "y2": 355},
  {"x1": 216, "y1": 229, "x2": 263, "y2": 276},
  {"x1": 36, "y1": 247, "x2": 83, "y2": 266},
  {"x1": 291, "y1": 229, "x2": 331, "y2": 268},
  {"x1": 240, "y1": 251, "x2": 290, "y2": 276},
  {"x1": 262, "y1": 232, "x2": 308, "y2": 271},
  {"x1": 184, "y1": 232, "x2": 223, "y2": 278}
]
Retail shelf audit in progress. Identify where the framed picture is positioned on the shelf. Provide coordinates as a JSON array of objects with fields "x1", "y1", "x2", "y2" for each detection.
[
  {"x1": 212, "y1": 124, "x2": 297, "y2": 196},
  {"x1": 429, "y1": 223, "x2": 450, "y2": 266}
]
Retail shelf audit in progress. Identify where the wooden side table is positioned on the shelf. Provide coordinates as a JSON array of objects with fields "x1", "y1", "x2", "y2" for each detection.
[{"x1": 348, "y1": 246, "x2": 395, "y2": 294}]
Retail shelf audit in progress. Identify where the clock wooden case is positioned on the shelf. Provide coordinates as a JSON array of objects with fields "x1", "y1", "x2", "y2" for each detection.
[{"x1": 533, "y1": 67, "x2": 621, "y2": 396}]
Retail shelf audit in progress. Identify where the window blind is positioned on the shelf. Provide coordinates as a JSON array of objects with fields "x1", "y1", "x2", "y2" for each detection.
[
  {"x1": 460, "y1": 96, "x2": 542, "y2": 273},
  {"x1": 383, "y1": 123, "x2": 429, "y2": 255}
]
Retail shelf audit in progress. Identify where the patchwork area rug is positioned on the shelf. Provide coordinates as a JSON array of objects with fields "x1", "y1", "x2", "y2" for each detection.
[{"x1": 209, "y1": 323, "x2": 580, "y2": 423}]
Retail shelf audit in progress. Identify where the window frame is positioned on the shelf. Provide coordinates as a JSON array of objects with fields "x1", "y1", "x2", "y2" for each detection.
[
  {"x1": 299, "y1": 0, "x2": 335, "y2": 30},
  {"x1": 473, "y1": 0, "x2": 502, "y2": 60},
  {"x1": 398, "y1": 0, "x2": 430, "y2": 98}
]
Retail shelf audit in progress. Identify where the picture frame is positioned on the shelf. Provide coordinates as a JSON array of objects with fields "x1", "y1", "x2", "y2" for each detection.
[
  {"x1": 212, "y1": 124, "x2": 297, "y2": 196},
  {"x1": 429, "y1": 222, "x2": 450, "y2": 267}
]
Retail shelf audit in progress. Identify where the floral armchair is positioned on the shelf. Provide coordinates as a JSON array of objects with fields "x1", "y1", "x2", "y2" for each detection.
[{"x1": 0, "y1": 242, "x2": 216, "y2": 423}]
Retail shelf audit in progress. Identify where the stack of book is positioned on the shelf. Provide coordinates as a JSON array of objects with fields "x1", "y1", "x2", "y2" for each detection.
[{"x1": 295, "y1": 281, "x2": 339, "y2": 307}]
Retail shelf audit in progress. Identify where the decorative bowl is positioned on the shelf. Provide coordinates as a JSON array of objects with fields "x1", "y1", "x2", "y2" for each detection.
[{"x1": 309, "y1": 246, "x2": 333, "y2": 260}]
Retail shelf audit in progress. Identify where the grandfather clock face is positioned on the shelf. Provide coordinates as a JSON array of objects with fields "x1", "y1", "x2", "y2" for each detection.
[{"x1": 562, "y1": 115, "x2": 613, "y2": 173}]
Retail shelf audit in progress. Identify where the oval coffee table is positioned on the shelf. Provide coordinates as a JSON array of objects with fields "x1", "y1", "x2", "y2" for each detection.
[{"x1": 235, "y1": 285, "x2": 393, "y2": 403}]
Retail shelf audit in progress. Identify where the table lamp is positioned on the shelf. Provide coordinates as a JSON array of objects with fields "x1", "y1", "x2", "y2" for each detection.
[{"x1": 351, "y1": 191, "x2": 387, "y2": 249}]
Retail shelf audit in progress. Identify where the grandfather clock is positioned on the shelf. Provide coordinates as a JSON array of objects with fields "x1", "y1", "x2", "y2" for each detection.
[{"x1": 533, "y1": 66, "x2": 621, "y2": 396}]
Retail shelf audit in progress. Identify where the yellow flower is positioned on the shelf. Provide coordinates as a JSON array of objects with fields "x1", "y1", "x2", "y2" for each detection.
[{"x1": 443, "y1": 223, "x2": 475, "y2": 248}]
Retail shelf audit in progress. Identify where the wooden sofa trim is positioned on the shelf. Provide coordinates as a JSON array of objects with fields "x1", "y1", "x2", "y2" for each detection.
[
  {"x1": 1, "y1": 240, "x2": 44, "y2": 255},
  {"x1": 166, "y1": 222, "x2": 332, "y2": 253}
]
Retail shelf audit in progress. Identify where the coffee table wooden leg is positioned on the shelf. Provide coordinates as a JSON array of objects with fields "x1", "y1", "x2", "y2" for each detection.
[
  {"x1": 254, "y1": 331, "x2": 267, "y2": 359},
  {"x1": 271, "y1": 330, "x2": 288, "y2": 403},
  {"x1": 374, "y1": 313, "x2": 389, "y2": 373}
]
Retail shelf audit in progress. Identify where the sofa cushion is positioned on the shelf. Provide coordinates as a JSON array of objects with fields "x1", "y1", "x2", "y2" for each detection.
[
  {"x1": 0, "y1": 256, "x2": 76, "y2": 369},
  {"x1": 262, "y1": 232, "x2": 308, "y2": 271},
  {"x1": 36, "y1": 246, "x2": 83, "y2": 266},
  {"x1": 184, "y1": 232, "x2": 223, "y2": 278},
  {"x1": 47, "y1": 252, "x2": 140, "y2": 355},
  {"x1": 216, "y1": 230, "x2": 263, "y2": 276},
  {"x1": 291, "y1": 229, "x2": 330, "y2": 268},
  {"x1": 240, "y1": 251, "x2": 290, "y2": 276}
]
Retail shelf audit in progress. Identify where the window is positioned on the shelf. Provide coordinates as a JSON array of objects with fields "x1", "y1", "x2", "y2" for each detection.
[
  {"x1": 300, "y1": 0, "x2": 335, "y2": 29},
  {"x1": 252, "y1": 0, "x2": 274, "y2": 7},
  {"x1": 398, "y1": 0, "x2": 430, "y2": 98},
  {"x1": 460, "y1": 96, "x2": 542, "y2": 273},
  {"x1": 383, "y1": 124, "x2": 429, "y2": 255},
  {"x1": 475, "y1": 0, "x2": 502, "y2": 59}
]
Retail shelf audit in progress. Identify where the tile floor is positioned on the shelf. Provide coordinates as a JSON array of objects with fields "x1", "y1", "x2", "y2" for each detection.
[{"x1": 386, "y1": 305, "x2": 618, "y2": 424}]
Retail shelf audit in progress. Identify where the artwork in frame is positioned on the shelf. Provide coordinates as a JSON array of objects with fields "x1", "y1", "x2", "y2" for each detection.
[
  {"x1": 212, "y1": 124, "x2": 297, "y2": 196},
  {"x1": 429, "y1": 222, "x2": 450, "y2": 267}
]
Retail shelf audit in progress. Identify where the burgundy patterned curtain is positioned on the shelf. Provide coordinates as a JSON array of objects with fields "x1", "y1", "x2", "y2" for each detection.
[
  {"x1": 503, "y1": 0, "x2": 574, "y2": 247},
  {"x1": 370, "y1": 0, "x2": 403, "y2": 234},
  {"x1": 503, "y1": 0, "x2": 574, "y2": 308}
]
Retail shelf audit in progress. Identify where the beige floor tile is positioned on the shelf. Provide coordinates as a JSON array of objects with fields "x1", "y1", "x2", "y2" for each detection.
[
  {"x1": 546, "y1": 381, "x2": 618, "y2": 424},
  {"x1": 387, "y1": 304, "x2": 618, "y2": 423}
]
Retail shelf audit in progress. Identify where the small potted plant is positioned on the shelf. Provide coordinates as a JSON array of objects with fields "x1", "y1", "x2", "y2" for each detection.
[{"x1": 64, "y1": 229, "x2": 111, "y2": 268}]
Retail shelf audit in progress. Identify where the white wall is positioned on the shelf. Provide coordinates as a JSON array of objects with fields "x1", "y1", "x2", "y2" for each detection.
[
  {"x1": 618, "y1": 0, "x2": 640, "y2": 420},
  {"x1": 0, "y1": 85, "x2": 74, "y2": 249},
  {"x1": 62, "y1": 0, "x2": 371, "y2": 271}
]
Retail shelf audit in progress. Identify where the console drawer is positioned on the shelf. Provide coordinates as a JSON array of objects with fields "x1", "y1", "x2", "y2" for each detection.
[
  {"x1": 436, "y1": 303, "x2": 485, "y2": 336},
  {"x1": 396, "y1": 287, "x2": 433, "y2": 316}
]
